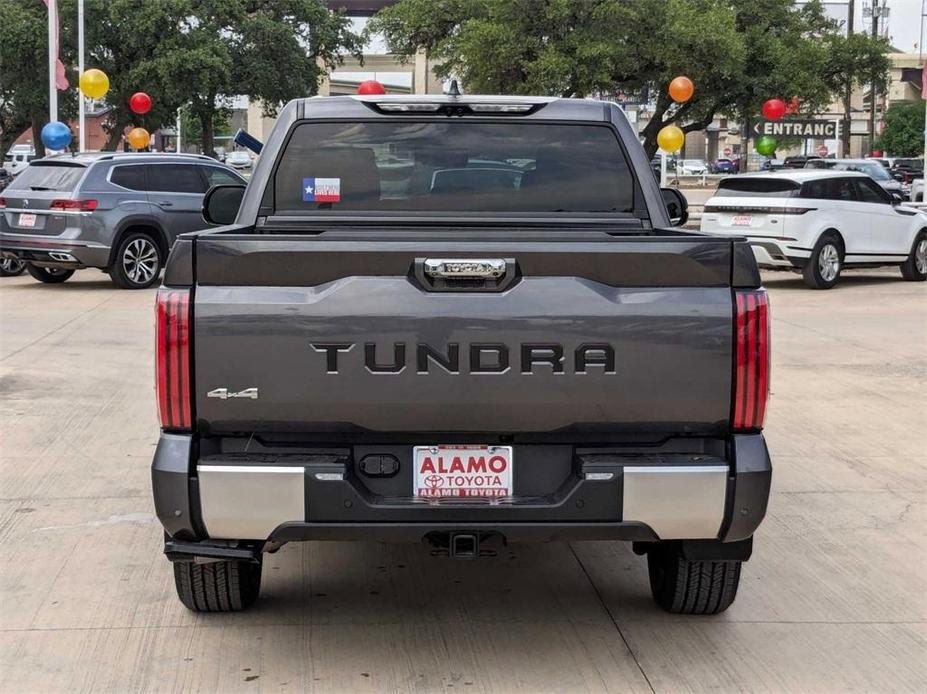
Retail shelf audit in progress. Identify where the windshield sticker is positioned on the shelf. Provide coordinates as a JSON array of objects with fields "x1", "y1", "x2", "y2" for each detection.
[{"x1": 303, "y1": 177, "x2": 341, "y2": 203}]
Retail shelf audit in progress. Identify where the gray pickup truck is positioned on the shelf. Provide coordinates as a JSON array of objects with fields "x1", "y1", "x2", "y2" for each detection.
[{"x1": 152, "y1": 94, "x2": 772, "y2": 615}]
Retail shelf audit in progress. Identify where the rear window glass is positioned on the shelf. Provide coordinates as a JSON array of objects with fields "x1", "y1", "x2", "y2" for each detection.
[
  {"x1": 273, "y1": 121, "x2": 634, "y2": 214},
  {"x1": 715, "y1": 178, "x2": 799, "y2": 197},
  {"x1": 8, "y1": 163, "x2": 85, "y2": 192}
]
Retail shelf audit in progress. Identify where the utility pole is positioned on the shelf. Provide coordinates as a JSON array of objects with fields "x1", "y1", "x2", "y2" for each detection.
[
  {"x1": 843, "y1": 0, "x2": 855, "y2": 158},
  {"x1": 866, "y1": 0, "x2": 889, "y2": 155}
]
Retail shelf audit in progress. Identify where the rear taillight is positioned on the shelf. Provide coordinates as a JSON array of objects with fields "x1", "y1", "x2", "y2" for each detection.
[
  {"x1": 50, "y1": 198, "x2": 98, "y2": 211},
  {"x1": 156, "y1": 288, "x2": 192, "y2": 430},
  {"x1": 704, "y1": 205, "x2": 815, "y2": 215},
  {"x1": 733, "y1": 290, "x2": 770, "y2": 431},
  {"x1": 0, "y1": 197, "x2": 6, "y2": 208}
]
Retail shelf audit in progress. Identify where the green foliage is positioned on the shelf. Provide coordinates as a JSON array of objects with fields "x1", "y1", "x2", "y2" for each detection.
[
  {"x1": 0, "y1": 0, "x2": 77, "y2": 156},
  {"x1": 2, "y1": 0, "x2": 362, "y2": 156},
  {"x1": 370, "y1": 0, "x2": 891, "y2": 160},
  {"x1": 876, "y1": 101, "x2": 926, "y2": 157}
]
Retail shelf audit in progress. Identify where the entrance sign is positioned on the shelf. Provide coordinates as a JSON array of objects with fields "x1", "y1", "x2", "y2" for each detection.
[{"x1": 752, "y1": 119, "x2": 837, "y2": 139}]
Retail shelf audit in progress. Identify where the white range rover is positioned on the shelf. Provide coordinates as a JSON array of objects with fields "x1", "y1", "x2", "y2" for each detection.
[{"x1": 700, "y1": 170, "x2": 927, "y2": 288}]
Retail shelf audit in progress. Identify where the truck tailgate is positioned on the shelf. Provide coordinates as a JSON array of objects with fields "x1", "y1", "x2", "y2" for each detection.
[{"x1": 192, "y1": 236, "x2": 734, "y2": 435}]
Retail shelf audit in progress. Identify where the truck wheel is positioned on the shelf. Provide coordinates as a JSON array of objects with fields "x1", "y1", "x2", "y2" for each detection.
[
  {"x1": 25, "y1": 263, "x2": 74, "y2": 284},
  {"x1": 802, "y1": 232, "x2": 842, "y2": 289},
  {"x1": 647, "y1": 541, "x2": 741, "y2": 614},
  {"x1": 0, "y1": 258, "x2": 26, "y2": 276},
  {"x1": 900, "y1": 232, "x2": 927, "y2": 282},
  {"x1": 110, "y1": 232, "x2": 162, "y2": 289},
  {"x1": 173, "y1": 558, "x2": 262, "y2": 612}
]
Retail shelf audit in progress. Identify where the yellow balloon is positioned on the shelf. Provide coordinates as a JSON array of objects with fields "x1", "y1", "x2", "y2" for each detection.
[
  {"x1": 127, "y1": 127, "x2": 150, "y2": 150},
  {"x1": 657, "y1": 125, "x2": 685, "y2": 153},
  {"x1": 79, "y1": 68, "x2": 109, "y2": 99}
]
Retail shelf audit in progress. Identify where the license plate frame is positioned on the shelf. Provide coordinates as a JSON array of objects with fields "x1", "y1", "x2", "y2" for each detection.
[
  {"x1": 731, "y1": 214, "x2": 753, "y2": 227},
  {"x1": 413, "y1": 445, "x2": 513, "y2": 499},
  {"x1": 18, "y1": 213, "x2": 37, "y2": 228}
]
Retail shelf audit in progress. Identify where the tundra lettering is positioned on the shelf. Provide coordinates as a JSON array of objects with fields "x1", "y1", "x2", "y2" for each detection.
[{"x1": 310, "y1": 341, "x2": 617, "y2": 375}]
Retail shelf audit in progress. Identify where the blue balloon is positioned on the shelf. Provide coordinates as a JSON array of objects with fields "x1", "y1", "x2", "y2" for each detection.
[{"x1": 41, "y1": 121, "x2": 72, "y2": 151}]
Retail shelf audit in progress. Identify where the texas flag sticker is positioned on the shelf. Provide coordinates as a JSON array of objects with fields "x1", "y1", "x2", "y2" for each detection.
[{"x1": 303, "y1": 177, "x2": 341, "y2": 203}]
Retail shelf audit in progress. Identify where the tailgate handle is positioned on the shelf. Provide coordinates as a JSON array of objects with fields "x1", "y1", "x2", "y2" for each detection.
[{"x1": 415, "y1": 257, "x2": 517, "y2": 292}]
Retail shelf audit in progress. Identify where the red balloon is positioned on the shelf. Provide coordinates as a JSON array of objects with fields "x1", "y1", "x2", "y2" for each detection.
[
  {"x1": 129, "y1": 92, "x2": 152, "y2": 115},
  {"x1": 762, "y1": 98, "x2": 786, "y2": 121},
  {"x1": 357, "y1": 80, "x2": 386, "y2": 95}
]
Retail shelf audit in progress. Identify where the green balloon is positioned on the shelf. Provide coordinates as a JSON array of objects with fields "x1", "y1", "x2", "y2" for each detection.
[{"x1": 755, "y1": 135, "x2": 778, "y2": 156}]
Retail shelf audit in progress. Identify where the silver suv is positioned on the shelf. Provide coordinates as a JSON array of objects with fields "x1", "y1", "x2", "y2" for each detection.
[{"x1": 0, "y1": 153, "x2": 244, "y2": 288}]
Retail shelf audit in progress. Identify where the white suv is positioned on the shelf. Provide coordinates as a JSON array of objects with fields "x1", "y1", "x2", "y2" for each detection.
[{"x1": 700, "y1": 170, "x2": 927, "y2": 288}]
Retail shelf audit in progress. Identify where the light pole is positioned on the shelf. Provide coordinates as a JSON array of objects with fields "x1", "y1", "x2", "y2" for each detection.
[
  {"x1": 77, "y1": 0, "x2": 85, "y2": 151},
  {"x1": 47, "y1": 0, "x2": 58, "y2": 123}
]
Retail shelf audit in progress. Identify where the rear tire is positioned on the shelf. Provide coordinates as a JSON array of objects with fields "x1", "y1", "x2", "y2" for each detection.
[
  {"x1": 25, "y1": 263, "x2": 74, "y2": 284},
  {"x1": 647, "y1": 541, "x2": 741, "y2": 614},
  {"x1": 900, "y1": 231, "x2": 927, "y2": 282},
  {"x1": 109, "y1": 232, "x2": 162, "y2": 289},
  {"x1": 802, "y1": 232, "x2": 842, "y2": 289},
  {"x1": 0, "y1": 258, "x2": 26, "y2": 276},
  {"x1": 173, "y1": 558, "x2": 262, "y2": 612}
]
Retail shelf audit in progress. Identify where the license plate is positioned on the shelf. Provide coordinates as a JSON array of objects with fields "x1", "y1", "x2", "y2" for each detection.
[
  {"x1": 731, "y1": 215, "x2": 753, "y2": 227},
  {"x1": 414, "y1": 445, "x2": 513, "y2": 498},
  {"x1": 18, "y1": 213, "x2": 37, "y2": 227}
]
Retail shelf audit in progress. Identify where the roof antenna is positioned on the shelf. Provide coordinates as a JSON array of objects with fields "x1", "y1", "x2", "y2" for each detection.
[{"x1": 447, "y1": 79, "x2": 461, "y2": 97}]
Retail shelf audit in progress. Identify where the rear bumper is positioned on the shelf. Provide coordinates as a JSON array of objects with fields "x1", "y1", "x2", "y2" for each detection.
[
  {"x1": 152, "y1": 434, "x2": 771, "y2": 546},
  {"x1": 0, "y1": 232, "x2": 110, "y2": 269}
]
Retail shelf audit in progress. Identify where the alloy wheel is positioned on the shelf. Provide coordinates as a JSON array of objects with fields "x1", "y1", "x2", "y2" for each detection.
[
  {"x1": 1, "y1": 258, "x2": 25, "y2": 274},
  {"x1": 819, "y1": 243, "x2": 840, "y2": 282},
  {"x1": 122, "y1": 238, "x2": 158, "y2": 285},
  {"x1": 916, "y1": 238, "x2": 927, "y2": 275}
]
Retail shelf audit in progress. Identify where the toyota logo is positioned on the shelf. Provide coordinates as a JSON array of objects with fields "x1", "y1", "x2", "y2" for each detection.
[
  {"x1": 425, "y1": 475, "x2": 443, "y2": 488},
  {"x1": 22, "y1": 199, "x2": 29, "y2": 207}
]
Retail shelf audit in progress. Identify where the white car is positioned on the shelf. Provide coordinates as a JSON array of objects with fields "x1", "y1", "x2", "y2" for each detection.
[
  {"x1": 700, "y1": 170, "x2": 927, "y2": 288},
  {"x1": 3, "y1": 146, "x2": 37, "y2": 176},
  {"x1": 911, "y1": 178, "x2": 923, "y2": 203},
  {"x1": 678, "y1": 159, "x2": 707, "y2": 175},
  {"x1": 225, "y1": 150, "x2": 253, "y2": 170}
]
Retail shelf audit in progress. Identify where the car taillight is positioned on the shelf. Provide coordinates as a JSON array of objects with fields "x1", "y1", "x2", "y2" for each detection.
[
  {"x1": 0, "y1": 197, "x2": 6, "y2": 208},
  {"x1": 50, "y1": 198, "x2": 98, "y2": 211},
  {"x1": 704, "y1": 205, "x2": 815, "y2": 215},
  {"x1": 732, "y1": 290, "x2": 770, "y2": 431},
  {"x1": 156, "y1": 288, "x2": 192, "y2": 430}
]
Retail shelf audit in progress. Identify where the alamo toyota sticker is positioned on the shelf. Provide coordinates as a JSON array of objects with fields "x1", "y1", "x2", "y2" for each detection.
[{"x1": 413, "y1": 445, "x2": 513, "y2": 498}]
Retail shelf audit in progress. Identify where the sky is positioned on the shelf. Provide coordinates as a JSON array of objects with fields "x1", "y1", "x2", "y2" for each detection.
[{"x1": 821, "y1": 0, "x2": 927, "y2": 54}]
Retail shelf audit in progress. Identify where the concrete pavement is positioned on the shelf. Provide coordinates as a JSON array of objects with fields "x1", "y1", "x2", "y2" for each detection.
[{"x1": 0, "y1": 268, "x2": 925, "y2": 693}]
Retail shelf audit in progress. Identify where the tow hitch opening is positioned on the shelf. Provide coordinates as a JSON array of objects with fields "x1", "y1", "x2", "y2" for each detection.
[{"x1": 425, "y1": 531, "x2": 502, "y2": 559}]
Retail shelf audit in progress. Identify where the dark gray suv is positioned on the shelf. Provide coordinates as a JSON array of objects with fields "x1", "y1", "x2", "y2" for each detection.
[{"x1": 0, "y1": 153, "x2": 244, "y2": 288}]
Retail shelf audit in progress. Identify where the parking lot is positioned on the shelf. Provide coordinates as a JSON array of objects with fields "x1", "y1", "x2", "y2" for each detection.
[{"x1": 0, "y1": 268, "x2": 924, "y2": 693}]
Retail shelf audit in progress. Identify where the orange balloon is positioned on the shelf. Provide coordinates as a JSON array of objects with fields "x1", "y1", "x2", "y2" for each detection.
[
  {"x1": 668, "y1": 76, "x2": 694, "y2": 103},
  {"x1": 127, "y1": 127, "x2": 150, "y2": 150}
]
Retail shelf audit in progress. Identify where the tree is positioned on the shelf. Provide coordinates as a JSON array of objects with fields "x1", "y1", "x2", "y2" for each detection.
[
  {"x1": 370, "y1": 0, "x2": 890, "y2": 163},
  {"x1": 150, "y1": 0, "x2": 363, "y2": 156},
  {"x1": 83, "y1": 0, "x2": 193, "y2": 150},
  {"x1": 0, "y1": 0, "x2": 77, "y2": 156},
  {"x1": 876, "y1": 101, "x2": 926, "y2": 157},
  {"x1": 822, "y1": 30, "x2": 892, "y2": 157}
]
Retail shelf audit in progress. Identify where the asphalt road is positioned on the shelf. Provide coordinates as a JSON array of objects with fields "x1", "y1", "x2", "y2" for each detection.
[{"x1": 1, "y1": 268, "x2": 925, "y2": 693}]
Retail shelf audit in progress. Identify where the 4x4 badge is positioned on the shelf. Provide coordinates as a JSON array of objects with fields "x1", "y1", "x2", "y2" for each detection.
[{"x1": 207, "y1": 387, "x2": 258, "y2": 400}]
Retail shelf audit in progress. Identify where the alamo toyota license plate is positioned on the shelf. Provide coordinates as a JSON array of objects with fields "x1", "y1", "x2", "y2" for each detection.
[
  {"x1": 731, "y1": 214, "x2": 753, "y2": 227},
  {"x1": 414, "y1": 445, "x2": 513, "y2": 498}
]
